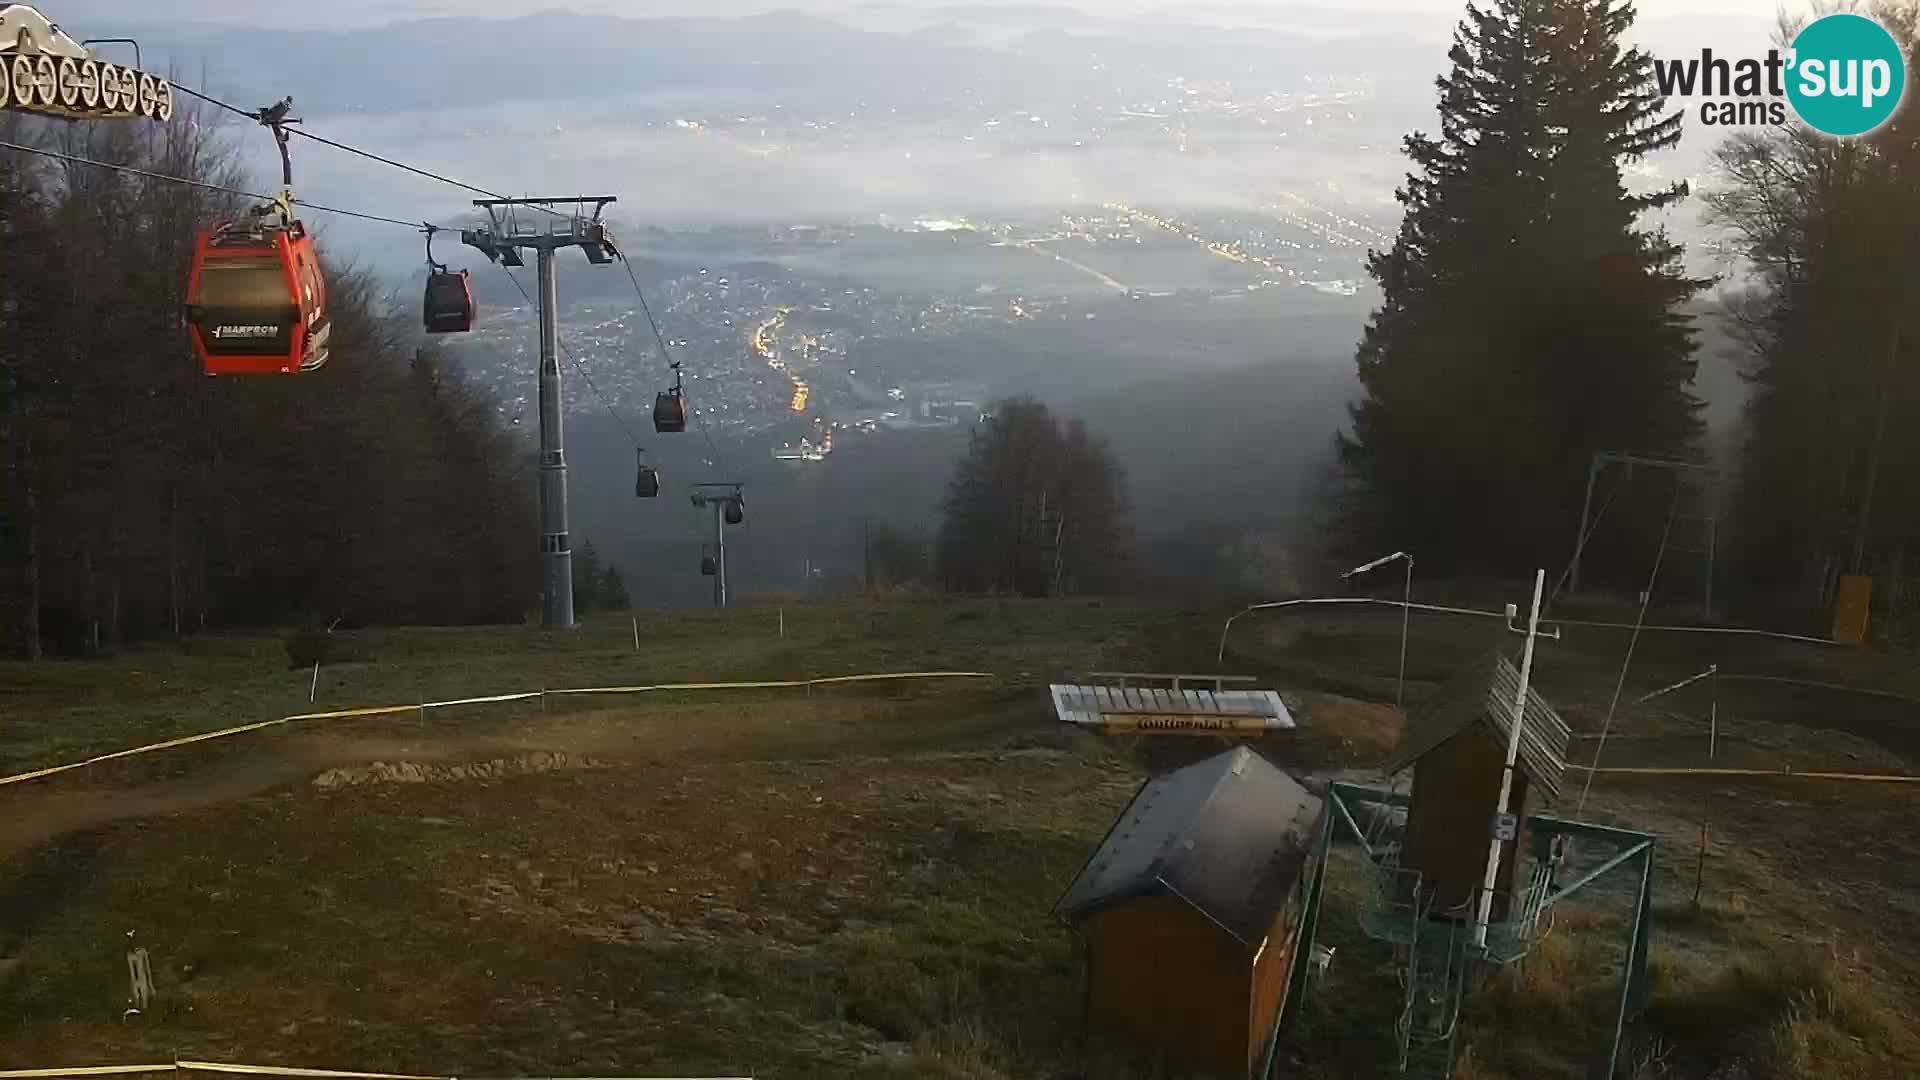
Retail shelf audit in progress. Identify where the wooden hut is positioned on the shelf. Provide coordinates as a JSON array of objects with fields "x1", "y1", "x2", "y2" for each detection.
[
  {"x1": 1382, "y1": 651, "x2": 1570, "y2": 919},
  {"x1": 1054, "y1": 746, "x2": 1325, "y2": 1079}
]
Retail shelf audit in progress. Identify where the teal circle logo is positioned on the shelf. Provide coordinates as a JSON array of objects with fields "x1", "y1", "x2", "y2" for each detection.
[{"x1": 1787, "y1": 13, "x2": 1907, "y2": 137}]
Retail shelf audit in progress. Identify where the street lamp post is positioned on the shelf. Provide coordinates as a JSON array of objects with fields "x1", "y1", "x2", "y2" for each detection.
[{"x1": 1341, "y1": 551, "x2": 1413, "y2": 708}]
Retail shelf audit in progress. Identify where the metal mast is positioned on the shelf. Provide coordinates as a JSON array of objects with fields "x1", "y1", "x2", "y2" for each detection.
[
  {"x1": 691, "y1": 483, "x2": 745, "y2": 609},
  {"x1": 462, "y1": 197, "x2": 618, "y2": 630}
]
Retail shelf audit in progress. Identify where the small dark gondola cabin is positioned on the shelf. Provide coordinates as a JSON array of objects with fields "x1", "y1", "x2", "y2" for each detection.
[
  {"x1": 1055, "y1": 746, "x2": 1325, "y2": 1080},
  {"x1": 654, "y1": 387, "x2": 688, "y2": 433},
  {"x1": 423, "y1": 268, "x2": 475, "y2": 334},
  {"x1": 1382, "y1": 651, "x2": 1570, "y2": 919}
]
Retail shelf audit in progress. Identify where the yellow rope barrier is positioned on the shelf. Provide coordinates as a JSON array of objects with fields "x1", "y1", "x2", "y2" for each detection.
[
  {"x1": 0, "y1": 672, "x2": 994, "y2": 789},
  {"x1": 0, "y1": 1064, "x2": 752, "y2": 1080},
  {"x1": 0, "y1": 719, "x2": 292, "y2": 788},
  {"x1": 1567, "y1": 763, "x2": 1920, "y2": 783},
  {"x1": 178, "y1": 1064, "x2": 448, "y2": 1080},
  {"x1": 0, "y1": 1060, "x2": 176, "y2": 1068}
]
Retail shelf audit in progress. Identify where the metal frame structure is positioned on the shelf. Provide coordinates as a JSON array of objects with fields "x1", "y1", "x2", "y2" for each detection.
[
  {"x1": 461, "y1": 197, "x2": 618, "y2": 630},
  {"x1": 1569, "y1": 451, "x2": 1721, "y2": 616},
  {"x1": 690, "y1": 482, "x2": 744, "y2": 608},
  {"x1": 1273, "y1": 782, "x2": 1656, "y2": 1080},
  {"x1": 0, "y1": 5, "x2": 173, "y2": 121}
]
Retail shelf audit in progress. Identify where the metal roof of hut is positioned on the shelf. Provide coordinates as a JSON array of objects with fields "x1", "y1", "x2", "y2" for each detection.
[
  {"x1": 1053, "y1": 746, "x2": 1324, "y2": 946},
  {"x1": 1383, "y1": 650, "x2": 1571, "y2": 801}
]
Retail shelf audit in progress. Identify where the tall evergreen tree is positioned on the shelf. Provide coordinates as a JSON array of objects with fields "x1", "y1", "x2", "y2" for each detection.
[
  {"x1": 1338, "y1": 0, "x2": 1703, "y2": 576},
  {"x1": 600, "y1": 565, "x2": 632, "y2": 611},
  {"x1": 573, "y1": 540, "x2": 604, "y2": 615}
]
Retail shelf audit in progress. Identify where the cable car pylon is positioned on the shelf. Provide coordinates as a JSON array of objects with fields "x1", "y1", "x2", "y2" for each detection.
[
  {"x1": 690, "y1": 482, "x2": 745, "y2": 609},
  {"x1": 461, "y1": 196, "x2": 619, "y2": 630}
]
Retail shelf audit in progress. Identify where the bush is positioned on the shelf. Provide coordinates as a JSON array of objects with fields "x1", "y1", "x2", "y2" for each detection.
[
  {"x1": 1644, "y1": 944, "x2": 1910, "y2": 1079},
  {"x1": 283, "y1": 625, "x2": 373, "y2": 669}
]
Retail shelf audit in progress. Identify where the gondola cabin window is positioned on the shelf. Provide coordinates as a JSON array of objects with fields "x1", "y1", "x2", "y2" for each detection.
[{"x1": 191, "y1": 256, "x2": 299, "y2": 374}]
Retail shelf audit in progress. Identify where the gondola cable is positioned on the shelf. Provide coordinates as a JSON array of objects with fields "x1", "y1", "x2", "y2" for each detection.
[
  {"x1": 493, "y1": 263, "x2": 644, "y2": 444},
  {"x1": 0, "y1": 137, "x2": 428, "y2": 228},
  {"x1": 494, "y1": 263, "x2": 663, "y2": 499},
  {"x1": 169, "y1": 81, "x2": 567, "y2": 217},
  {"x1": 8, "y1": 97, "x2": 728, "y2": 443},
  {"x1": 609, "y1": 240, "x2": 728, "y2": 474}
]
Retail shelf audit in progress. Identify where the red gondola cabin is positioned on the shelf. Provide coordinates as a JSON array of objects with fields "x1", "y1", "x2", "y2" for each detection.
[
  {"x1": 423, "y1": 269, "x2": 475, "y2": 334},
  {"x1": 185, "y1": 220, "x2": 331, "y2": 375}
]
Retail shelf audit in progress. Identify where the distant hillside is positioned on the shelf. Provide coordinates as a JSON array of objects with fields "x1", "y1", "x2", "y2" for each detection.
[{"x1": 92, "y1": 10, "x2": 1113, "y2": 115}]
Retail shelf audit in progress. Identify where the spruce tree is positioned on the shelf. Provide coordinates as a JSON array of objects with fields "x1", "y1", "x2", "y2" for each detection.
[
  {"x1": 600, "y1": 565, "x2": 632, "y2": 611},
  {"x1": 1338, "y1": 0, "x2": 1703, "y2": 575},
  {"x1": 573, "y1": 540, "x2": 603, "y2": 615}
]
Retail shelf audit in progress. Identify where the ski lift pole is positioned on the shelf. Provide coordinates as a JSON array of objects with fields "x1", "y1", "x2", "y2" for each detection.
[
  {"x1": 1475, "y1": 567, "x2": 1546, "y2": 950},
  {"x1": 713, "y1": 498, "x2": 728, "y2": 609}
]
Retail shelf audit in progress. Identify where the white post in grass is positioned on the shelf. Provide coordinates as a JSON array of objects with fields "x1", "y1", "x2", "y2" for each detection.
[
  {"x1": 1475, "y1": 568, "x2": 1546, "y2": 950},
  {"x1": 632, "y1": 615, "x2": 640, "y2": 655}
]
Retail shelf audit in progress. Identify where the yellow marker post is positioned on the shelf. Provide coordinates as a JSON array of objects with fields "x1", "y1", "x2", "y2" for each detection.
[{"x1": 1832, "y1": 574, "x2": 1872, "y2": 644}]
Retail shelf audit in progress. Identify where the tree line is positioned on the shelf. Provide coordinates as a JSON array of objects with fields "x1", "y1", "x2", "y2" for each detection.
[
  {"x1": 1334, "y1": 0, "x2": 1920, "y2": 634},
  {"x1": 0, "y1": 107, "x2": 539, "y2": 658},
  {"x1": 1711, "y1": 7, "x2": 1920, "y2": 631},
  {"x1": 857, "y1": 397, "x2": 1134, "y2": 598}
]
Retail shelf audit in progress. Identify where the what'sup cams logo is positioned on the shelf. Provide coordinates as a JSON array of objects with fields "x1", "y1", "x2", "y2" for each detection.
[{"x1": 1654, "y1": 12, "x2": 1908, "y2": 137}]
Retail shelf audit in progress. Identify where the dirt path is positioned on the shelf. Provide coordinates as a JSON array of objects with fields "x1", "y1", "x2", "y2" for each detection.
[{"x1": 0, "y1": 688, "x2": 1045, "y2": 863}]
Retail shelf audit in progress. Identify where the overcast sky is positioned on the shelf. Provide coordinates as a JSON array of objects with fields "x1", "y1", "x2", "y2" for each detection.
[{"x1": 72, "y1": 0, "x2": 1784, "y2": 29}]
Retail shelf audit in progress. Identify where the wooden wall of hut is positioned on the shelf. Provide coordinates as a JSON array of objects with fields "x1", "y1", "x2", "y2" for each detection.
[
  {"x1": 1401, "y1": 723, "x2": 1527, "y2": 918},
  {"x1": 1080, "y1": 893, "x2": 1255, "y2": 1078},
  {"x1": 1247, "y1": 901, "x2": 1305, "y2": 1076},
  {"x1": 1078, "y1": 892, "x2": 1310, "y2": 1079}
]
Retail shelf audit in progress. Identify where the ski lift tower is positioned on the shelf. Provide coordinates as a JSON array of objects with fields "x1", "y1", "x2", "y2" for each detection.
[
  {"x1": 1278, "y1": 574, "x2": 1657, "y2": 1080},
  {"x1": 461, "y1": 197, "x2": 618, "y2": 630},
  {"x1": 690, "y1": 482, "x2": 745, "y2": 608}
]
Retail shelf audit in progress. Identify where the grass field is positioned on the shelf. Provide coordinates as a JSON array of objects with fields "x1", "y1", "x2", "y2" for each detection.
[{"x1": 2, "y1": 593, "x2": 1918, "y2": 1078}]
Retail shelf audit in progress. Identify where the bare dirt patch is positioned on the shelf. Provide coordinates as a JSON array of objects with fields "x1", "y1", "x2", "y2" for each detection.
[{"x1": 312, "y1": 751, "x2": 614, "y2": 789}]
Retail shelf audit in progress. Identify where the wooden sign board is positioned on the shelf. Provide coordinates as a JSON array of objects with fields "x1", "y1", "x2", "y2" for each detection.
[{"x1": 1049, "y1": 683, "x2": 1297, "y2": 736}]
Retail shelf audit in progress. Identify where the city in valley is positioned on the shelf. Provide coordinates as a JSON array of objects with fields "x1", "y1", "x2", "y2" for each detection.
[{"x1": 443, "y1": 199, "x2": 1389, "y2": 459}]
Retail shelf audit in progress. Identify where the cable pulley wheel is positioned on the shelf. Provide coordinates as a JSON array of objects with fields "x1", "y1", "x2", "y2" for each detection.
[
  {"x1": 56, "y1": 56, "x2": 79, "y2": 108},
  {"x1": 96, "y1": 62, "x2": 120, "y2": 111},
  {"x1": 114, "y1": 66, "x2": 139, "y2": 112},
  {"x1": 10, "y1": 57, "x2": 33, "y2": 109},
  {"x1": 31, "y1": 54, "x2": 56, "y2": 107},
  {"x1": 75, "y1": 59, "x2": 100, "y2": 109}
]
